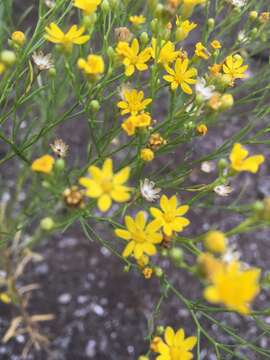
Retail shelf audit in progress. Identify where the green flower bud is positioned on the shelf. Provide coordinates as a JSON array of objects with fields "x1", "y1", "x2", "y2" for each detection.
[
  {"x1": 55, "y1": 158, "x2": 65, "y2": 171},
  {"x1": 220, "y1": 93, "x2": 234, "y2": 110},
  {"x1": 83, "y1": 14, "x2": 97, "y2": 27},
  {"x1": 156, "y1": 325, "x2": 165, "y2": 335},
  {"x1": 101, "y1": 0, "x2": 110, "y2": 14},
  {"x1": 151, "y1": 18, "x2": 158, "y2": 34},
  {"x1": 249, "y1": 11, "x2": 258, "y2": 20},
  {"x1": 169, "y1": 247, "x2": 183, "y2": 263},
  {"x1": 140, "y1": 32, "x2": 149, "y2": 45},
  {"x1": 0, "y1": 50, "x2": 16, "y2": 66},
  {"x1": 138, "y1": 356, "x2": 149, "y2": 360},
  {"x1": 154, "y1": 266, "x2": 163, "y2": 277},
  {"x1": 40, "y1": 217, "x2": 55, "y2": 231},
  {"x1": 155, "y1": 4, "x2": 164, "y2": 18},
  {"x1": 251, "y1": 28, "x2": 258, "y2": 38},
  {"x1": 252, "y1": 200, "x2": 264, "y2": 213},
  {"x1": 41, "y1": 180, "x2": 51, "y2": 189},
  {"x1": 108, "y1": 0, "x2": 118, "y2": 10},
  {"x1": 90, "y1": 99, "x2": 101, "y2": 112},
  {"x1": 160, "y1": 249, "x2": 168, "y2": 257},
  {"x1": 48, "y1": 68, "x2": 56, "y2": 77},
  {"x1": 123, "y1": 265, "x2": 130, "y2": 272},
  {"x1": 218, "y1": 158, "x2": 228, "y2": 171},
  {"x1": 207, "y1": 18, "x2": 215, "y2": 29},
  {"x1": 107, "y1": 46, "x2": 115, "y2": 61}
]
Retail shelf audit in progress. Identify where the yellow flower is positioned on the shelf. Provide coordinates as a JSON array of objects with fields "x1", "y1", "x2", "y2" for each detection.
[
  {"x1": 0, "y1": 62, "x2": 6, "y2": 75},
  {"x1": 196, "y1": 123, "x2": 208, "y2": 136},
  {"x1": 204, "y1": 231, "x2": 227, "y2": 254},
  {"x1": 77, "y1": 54, "x2": 104, "y2": 75},
  {"x1": 223, "y1": 54, "x2": 248, "y2": 82},
  {"x1": 209, "y1": 63, "x2": 222, "y2": 76},
  {"x1": 204, "y1": 260, "x2": 261, "y2": 315},
  {"x1": 163, "y1": 57, "x2": 197, "y2": 94},
  {"x1": 230, "y1": 143, "x2": 265, "y2": 173},
  {"x1": 198, "y1": 252, "x2": 225, "y2": 279},
  {"x1": 0, "y1": 292, "x2": 11, "y2": 304},
  {"x1": 141, "y1": 148, "x2": 154, "y2": 162},
  {"x1": 79, "y1": 158, "x2": 131, "y2": 212},
  {"x1": 31, "y1": 155, "x2": 55, "y2": 174},
  {"x1": 181, "y1": 0, "x2": 206, "y2": 18},
  {"x1": 195, "y1": 42, "x2": 209, "y2": 60},
  {"x1": 122, "y1": 113, "x2": 152, "y2": 136},
  {"x1": 175, "y1": 18, "x2": 197, "y2": 41},
  {"x1": 150, "y1": 195, "x2": 190, "y2": 236},
  {"x1": 11, "y1": 31, "x2": 26, "y2": 46},
  {"x1": 74, "y1": 0, "x2": 101, "y2": 15},
  {"x1": 211, "y1": 40, "x2": 221, "y2": 49},
  {"x1": 116, "y1": 38, "x2": 152, "y2": 76},
  {"x1": 154, "y1": 326, "x2": 197, "y2": 360},
  {"x1": 117, "y1": 89, "x2": 152, "y2": 116},
  {"x1": 44, "y1": 23, "x2": 90, "y2": 51},
  {"x1": 115, "y1": 211, "x2": 163, "y2": 259},
  {"x1": 129, "y1": 15, "x2": 146, "y2": 25},
  {"x1": 151, "y1": 38, "x2": 180, "y2": 66}
]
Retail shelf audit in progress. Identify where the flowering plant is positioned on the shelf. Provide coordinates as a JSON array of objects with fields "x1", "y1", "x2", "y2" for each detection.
[{"x1": 0, "y1": 0, "x2": 270, "y2": 358}]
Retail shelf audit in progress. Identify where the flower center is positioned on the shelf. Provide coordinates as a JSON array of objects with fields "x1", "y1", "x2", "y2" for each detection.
[
  {"x1": 133, "y1": 229, "x2": 146, "y2": 243},
  {"x1": 101, "y1": 180, "x2": 113, "y2": 193},
  {"x1": 163, "y1": 212, "x2": 174, "y2": 223}
]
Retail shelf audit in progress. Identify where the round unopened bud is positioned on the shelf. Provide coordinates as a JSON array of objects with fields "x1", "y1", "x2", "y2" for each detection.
[
  {"x1": 156, "y1": 325, "x2": 165, "y2": 335},
  {"x1": 140, "y1": 32, "x2": 149, "y2": 45},
  {"x1": 218, "y1": 158, "x2": 228, "y2": 170},
  {"x1": 55, "y1": 158, "x2": 65, "y2": 171},
  {"x1": 249, "y1": 11, "x2": 258, "y2": 20},
  {"x1": 48, "y1": 67, "x2": 56, "y2": 77},
  {"x1": 101, "y1": 0, "x2": 110, "y2": 13},
  {"x1": 169, "y1": 247, "x2": 183, "y2": 263},
  {"x1": 0, "y1": 50, "x2": 16, "y2": 66},
  {"x1": 220, "y1": 74, "x2": 232, "y2": 87},
  {"x1": 220, "y1": 94, "x2": 234, "y2": 110},
  {"x1": 123, "y1": 265, "x2": 130, "y2": 272},
  {"x1": 154, "y1": 267, "x2": 163, "y2": 278},
  {"x1": 252, "y1": 200, "x2": 264, "y2": 213},
  {"x1": 251, "y1": 28, "x2": 258, "y2": 38},
  {"x1": 207, "y1": 18, "x2": 215, "y2": 29},
  {"x1": 83, "y1": 13, "x2": 97, "y2": 27},
  {"x1": 40, "y1": 217, "x2": 55, "y2": 231},
  {"x1": 138, "y1": 356, "x2": 149, "y2": 360},
  {"x1": 161, "y1": 249, "x2": 168, "y2": 257},
  {"x1": 155, "y1": 4, "x2": 164, "y2": 18},
  {"x1": 41, "y1": 180, "x2": 51, "y2": 189},
  {"x1": 90, "y1": 99, "x2": 100, "y2": 112}
]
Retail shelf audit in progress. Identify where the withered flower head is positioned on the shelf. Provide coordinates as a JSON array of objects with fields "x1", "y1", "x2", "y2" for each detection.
[
  {"x1": 50, "y1": 138, "x2": 69, "y2": 158},
  {"x1": 63, "y1": 186, "x2": 85, "y2": 208},
  {"x1": 32, "y1": 51, "x2": 54, "y2": 71},
  {"x1": 259, "y1": 12, "x2": 270, "y2": 24},
  {"x1": 114, "y1": 27, "x2": 133, "y2": 42},
  {"x1": 148, "y1": 133, "x2": 167, "y2": 151}
]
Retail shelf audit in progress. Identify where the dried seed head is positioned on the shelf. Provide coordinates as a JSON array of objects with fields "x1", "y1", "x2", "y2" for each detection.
[
  {"x1": 114, "y1": 27, "x2": 133, "y2": 42},
  {"x1": 148, "y1": 133, "x2": 167, "y2": 151},
  {"x1": 50, "y1": 138, "x2": 69, "y2": 158},
  {"x1": 63, "y1": 186, "x2": 85, "y2": 208}
]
